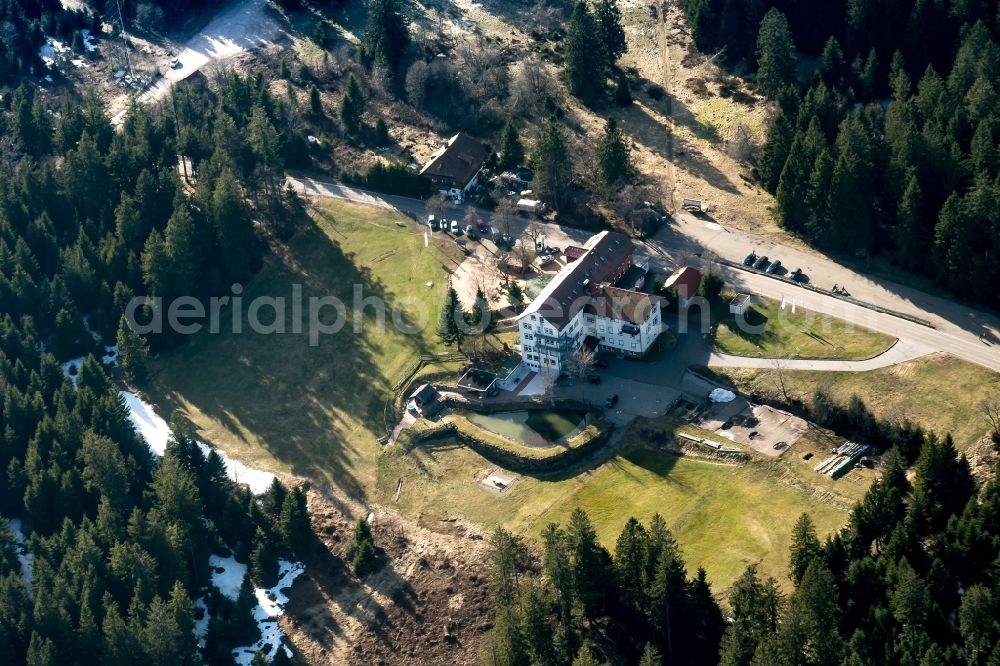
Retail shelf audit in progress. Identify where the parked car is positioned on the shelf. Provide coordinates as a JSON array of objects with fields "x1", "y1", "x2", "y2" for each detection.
[
  {"x1": 477, "y1": 219, "x2": 490, "y2": 233},
  {"x1": 753, "y1": 255, "x2": 770, "y2": 270},
  {"x1": 496, "y1": 233, "x2": 514, "y2": 249},
  {"x1": 605, "y1": 394, "x2": 619, "y2": 408},
  {"x1": 789, "y1": 267, "x2": 803, "y2": 281},
  {"x1": 429, "y1": 219, "x2": 440, "y2": 232},
  {"x1": 594, "y1": 359, "x2": 609, "y2": 369},
  {"x1": 450, "y1": 220, "x2": 461, "y2": 235},
  {"x1": 743, "y1": 251, "x2": 757, "y2": 266},
  {"x1": 588, "y1": 375, "x2": 602, "y2": 385},
  {"x1": 766, "y1": 259, "x2": 782, "y2": 274},
  {"x1": 465, "y1": 225, "x2": 479, "y2": 240},
  {"x1": 169, "y1": 58, "x2": 182, "y2": 69}
]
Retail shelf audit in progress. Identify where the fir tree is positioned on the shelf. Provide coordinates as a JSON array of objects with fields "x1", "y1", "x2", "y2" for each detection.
[
  {"x1": 788, "y1": 513, "x2": 821, "y2": 587},
  {"x1": 116, "y1": 316, "x2": 149, "y2": 384},
  {"x1": 498, "y1": 119, "x2": 524, "y2": 170},
  {"x1": 250, "y1": 527, "x2": 279, "y2": 587},
  {"x1": 436, "y1": 287, "x2": 466, "y2": 348},
  {"x1": 596, "y1": 117, "x2": 633, "y2": 194},
  {"x1": 756, "y1": 9, "x2": 797, "y2": 98},
  {"x1": 340, "y1": 75, "x2": 365, "y2": 135},
  {"x1": 565, "y1": 1, "x2": 608, "y2": 104},
  {"x1": 593, "y1": 0, "x2": 626, "y2": 68},
  {"x1": 308, "y1": 84, "x2": 323, "y2": 118},
  {"x1": 279, "y1": 487, "x2": 311, "y2": 557},
  {"x1": 530, "y1": 116, "x2": 569, "y2": 209},
  {"x1": 363, "y1": 0, "x2": 409, "y2": 69}
]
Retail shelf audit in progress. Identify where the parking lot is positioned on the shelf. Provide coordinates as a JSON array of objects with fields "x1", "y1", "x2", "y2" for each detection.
[{"x1": 696, "y1": 402, "x2": 808, "y2": 458}]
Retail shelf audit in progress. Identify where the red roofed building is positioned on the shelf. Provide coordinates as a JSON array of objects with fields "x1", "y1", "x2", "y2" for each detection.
[{"x1": 661, "y1": 266, "x2": 702, "y2": 306}]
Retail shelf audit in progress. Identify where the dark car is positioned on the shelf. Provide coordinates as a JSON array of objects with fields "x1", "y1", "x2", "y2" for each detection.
[
  {"x1": 753, "y1": 255, "x2": 770, "y2": 270},
  {"x1": 594, "y1": 359, "x2": 609, "y2": 369},
  {"x1": 477, "y1": 219, "x2": 490, "y2": 233},
  {"x1": 743, "y1": 251, "x2": 757, "y2": 266},
  {"x1": 605, "y1": 394, "x2": 619, "y2": 408},
  {"x1": 588, "y1": 375, "x2": 602, "y2": 385},
  {"x1": 789, "y1": 267, "x2": 803, "y2": 281},
  {"x1": 766, "y1": 259, "x2": 782, "y2": 274}
]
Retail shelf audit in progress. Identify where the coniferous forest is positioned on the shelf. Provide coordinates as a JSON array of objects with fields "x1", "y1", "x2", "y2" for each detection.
[
  {"x1": 0, "y1": 4, "x2": 316, "y2": 657},
  {"x1": 488, "y1": 435, "x2": 1000, "y2": 665},
  {"x1": 680, "y1": 0, "x2": 1000, "y2": 307}
]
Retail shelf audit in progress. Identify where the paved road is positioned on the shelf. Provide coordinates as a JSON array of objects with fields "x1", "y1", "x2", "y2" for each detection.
[{"x1": 286, "y1": 175, "x2": 1000, "y2": 373}]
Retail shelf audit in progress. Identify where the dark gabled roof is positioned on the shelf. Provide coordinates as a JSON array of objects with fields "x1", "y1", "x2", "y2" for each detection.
[
  {"x1": 419, "y1": 132, "x2": 487, "y2": 187},
  {"x1": 586, "y1": 287, "x2": 667, "y2": 325},
  {"x1": 520, "y1": 231, "x2": 635, "y2": 330},
  {"x1": 411, "y1": 384, "x2": 438, "y2": 404}
]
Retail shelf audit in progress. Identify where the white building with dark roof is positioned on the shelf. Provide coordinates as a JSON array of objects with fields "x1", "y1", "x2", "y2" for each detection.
[{"x1": 517, "y1": 231, "x2": 668, "y2": 374}]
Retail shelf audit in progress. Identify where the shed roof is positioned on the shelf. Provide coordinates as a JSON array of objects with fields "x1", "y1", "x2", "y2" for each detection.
[{"x1": 662, "y1": 266, "x2": 702, "y2": 296}]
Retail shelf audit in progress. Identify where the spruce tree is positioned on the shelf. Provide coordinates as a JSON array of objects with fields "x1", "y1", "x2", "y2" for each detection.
[
  {"x1": 788, "y1": 513, "x2": 821, "y2": 587},
  {"x1": 613, "y1": 517, "x2": 648, "y2": 610},
  {"x1": 498, "y1": 119, "x2": 524, "y2": 170},
  {"x1": 638, "y1": 643, "x2": 661, "y2": 666},
  {"x1": 567, "y1": 508, "x2": 609, "y2": 621},
  {"x1": 530, "y1": 116, "x2": 569, "y2": 209},
  {"x1": 250, "y1": 527, "x2": 279, "y2": 587},
  {"x1": 756, "y1": 9, "x2": 797, "y2": 98},
  {"x1": 565, "y1": 1, "x2": 608, "y2": 104},
  {"x1": 436, "y1": 287, "x2": 466, "y2": 348},
  {"x1": 593, "y1": 0, "x2": 626, "y2": 69},
  {"x1": 363, "y1": 0, "x2": 409, "y2": 69},
  {"x1": 309, "y1": 84, "x2": 323, "y2": 118},
  {"x1": 279, "y1": 487, "x2": 311, "y2": 557},
  {"x1": 467, "y1": 287, "x2": 492, "y2": 334},
  {"x1": 340, "y1": 75, "x2": 365, "y2": 135},
  {"x1": 116, "y1": 316, "x2": 149, "y2": 384},
  {"x1": 614, "y1": 74, "x2": 633, "y2": 106},
  {"x1": 211, "y1": 169, "x2": 256, "y2": 282},
  {"x1": 596, "y1": 117, "x2": 633, "y2": 194}
]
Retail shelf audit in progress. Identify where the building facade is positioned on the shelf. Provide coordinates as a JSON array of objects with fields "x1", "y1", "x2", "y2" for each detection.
[
  {"x1": 517, "y1": 232, "x2": 667, "y2": 374},
  {"x1": 419, "y1": 132, "x2": 486, "y2": 201}
]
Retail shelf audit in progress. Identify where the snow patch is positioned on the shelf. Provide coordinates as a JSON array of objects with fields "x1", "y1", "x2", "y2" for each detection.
[
  {"x1": 210, "y1": 554, "x2": 247, "y2": 601},
  {"x1": 121, "y1": 391, "x2": 277, "y2": 493},
  {"x1": 7, "y1": 519, "x2": 32, "y2": 595},
  {"x1": 39, "y1": 38, "x2": 68, "y2": 67},
  {"x1": 194, "y1": 596, "x2": 211, "y2": 648},
  {"x1": 81, "y1": 29, "x2": 97, "y2": 53},
  {"x1": 232, "y1": 560, "x2": 305, "y2": 665}
]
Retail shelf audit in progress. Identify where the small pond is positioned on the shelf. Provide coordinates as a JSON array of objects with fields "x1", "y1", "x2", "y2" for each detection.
[{"x1": 467, "y1": 410, "x2": 587, "y2": 448}]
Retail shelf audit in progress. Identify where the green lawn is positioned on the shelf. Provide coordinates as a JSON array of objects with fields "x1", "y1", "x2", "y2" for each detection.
[
  {"x1": 143, "y1": 199, "x2": 466, "y2": 497},
  {"x1": 381, "y1": 417, "x2": 865, "y2": 598},
  {"x1": 714, "y1": 353, "x2": 1000, "y2": 451},
  {"x1": 714, "y1": 295, "x2": 895, "y2": 360}
]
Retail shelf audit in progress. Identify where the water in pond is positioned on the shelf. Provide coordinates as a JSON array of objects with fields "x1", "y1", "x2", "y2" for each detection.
[{"x1": 467, "y1": 410, "x2": 587, "y2": 448}]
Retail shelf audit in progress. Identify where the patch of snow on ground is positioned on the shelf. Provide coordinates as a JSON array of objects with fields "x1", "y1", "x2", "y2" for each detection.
[
  {"x1": 232, "y1": 560, "x2": 305, "y2": 666},
  {"x1": 102, "y1": 345, "x2": 118, "y2": 366},
  {"x1": 81, "y1": 29, "x2": 97, "y2": 52},
  {"x1": 122, "y1": 391, "x2": 172, "y2": 456},
  {"x1": 8, "y1": 519, "x2": 32, "y2": 594},
  {"x1": 39, "y1": 38, "x2": 68, "y2": 66},
  {"x1": 61, "y1": 357, "x2": 85, "y2": 387},
  {"x1": 71, "y1": 58, "x2": 87, "y2": 68},
  {"x1": 210, "y1": 554, "x2": 247, "y2": 600},
  {"x1": 121, "y1": 391, "x2": 276, "y2": 493},
  {"x1": 194, "y1": 596, "x2": 211, "y2": 648}
]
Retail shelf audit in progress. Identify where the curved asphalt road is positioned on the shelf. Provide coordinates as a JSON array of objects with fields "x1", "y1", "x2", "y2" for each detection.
[{"x1": 286, "y1": 175, "x2": 1000, "y2": 374}]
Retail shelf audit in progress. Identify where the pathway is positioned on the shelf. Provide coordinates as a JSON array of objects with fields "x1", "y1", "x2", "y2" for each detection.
[{"x1": 706, "y1": 338, "x2": 933, "y2": 372}]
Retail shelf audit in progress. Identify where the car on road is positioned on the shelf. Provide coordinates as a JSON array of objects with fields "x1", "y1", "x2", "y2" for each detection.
[
  {"x1": 450, "y1": 220, "x2": 461, "y2": 235},
  {"x1": 766, "y1": 259, "x2": 782, "y2": 274},
  {"x1": 753, "y1": 255, "x2": 770, "y2": 270},
  {"x1": 605, "y1": 394, "x2": 619, "y2": 408},
  {"x1": 465, "y1": 225, "x2": 479, "y2": 240},
  {"x1": 743, "y1": 251, "x2": 757, "y2": 266}
]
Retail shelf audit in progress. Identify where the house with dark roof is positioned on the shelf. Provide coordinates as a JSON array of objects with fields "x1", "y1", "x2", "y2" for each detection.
[
  {"x1": 419, "y1": 132, "x2": 487, "y2": 201},
  {"x1": 517, "y1": 231, "x2": 668, "y2": 374}
]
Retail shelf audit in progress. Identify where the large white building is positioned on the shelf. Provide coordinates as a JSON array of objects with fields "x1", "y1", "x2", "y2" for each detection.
[{"x1": 517, "y1": 231, "x2": 668, "y2": 374}]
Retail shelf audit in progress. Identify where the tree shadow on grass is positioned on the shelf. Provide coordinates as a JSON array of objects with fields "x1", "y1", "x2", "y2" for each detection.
[
  {"x1": 144, "y1": 210, "x2": 445, "y2": 503},
  {"x1": 718, "y1": 307, "x2": 778, "y2": 351}
]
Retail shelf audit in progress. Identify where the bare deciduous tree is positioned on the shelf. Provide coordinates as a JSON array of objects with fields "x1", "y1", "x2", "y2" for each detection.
[
  {"x1": 491, "y1": 198, "x2": 518, "y2": 238},
  {"x1": 513, "y1": 238, "x2": 536, "y2": 273},
  {"x1": 509, "y1": 61, "x2": 556, "y2": 116},
  {"x1": 426, "y1": 192, "x2": 449, "y2": 221},
  {"x1": 980, "y1": 399, "x2": 1000, "y2": 444},
  {"x1": 728, "y1": 123, "x2": 757, "y2": 163},
  {"x1": 566, "y1": 347, "x2": 596, "y2": 398},
  {"x1": 405, "y1": 61, "x2": 430, "y2": 109}
]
